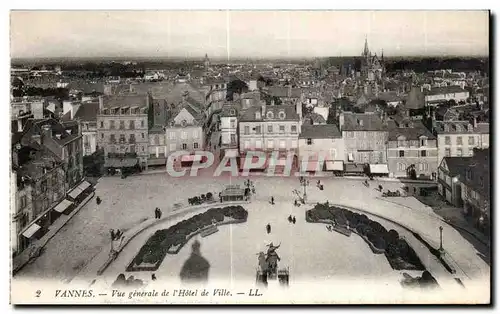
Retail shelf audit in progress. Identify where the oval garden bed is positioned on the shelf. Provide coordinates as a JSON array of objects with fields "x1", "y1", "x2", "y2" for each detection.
[
  {"x1": 306, "y1": 202, "x2": 425, "y2": 271},
  {"x1": 127, "y1": 205, "x2": 248, "y2": 272}
]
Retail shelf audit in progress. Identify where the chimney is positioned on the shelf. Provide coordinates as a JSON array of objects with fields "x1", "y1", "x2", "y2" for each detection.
[
  {"x1": 296, "y1": 100, "x2": 303, "y2": 120},
  {"x1": 339, "y1": 112, "x2": 345, "y2": 131},
  {"x1": 261, "y1": 102, "x2": 266, "y2": 118},
  {"x1": 98, "y1": 96, "x2": 104, "y2": 111},
  {"x1": 288, "y1": 85, "x2": 292, "y2": 98},
  {"x1": 473, "y1": 116, "x2": 477, "y2": 128},
  {"x1": 40, "y1": 124, "x2": 52, "y2": 145}
]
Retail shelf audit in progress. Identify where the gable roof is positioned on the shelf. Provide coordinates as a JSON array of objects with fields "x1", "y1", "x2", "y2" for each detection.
[
  {"x1": 341, "y1": 112, "x2": 388, "y2": 131},
  {"x1": 299, "y1": 124, "x2": 342, "y2": 139},
  {"x1": 73, "y1": 102, "x2": 99, "y2": 122},
  {"x1": 441, "y1": 156, "x2": 470, "y2": 178},
  {"x1": 387, "y1": 119, "x2": 435, "y2": 140}
]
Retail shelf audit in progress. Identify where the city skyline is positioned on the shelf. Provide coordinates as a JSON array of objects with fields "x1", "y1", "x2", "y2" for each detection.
[{"x1": 11, "y1": 10, "x2": 489, "y2": 59}]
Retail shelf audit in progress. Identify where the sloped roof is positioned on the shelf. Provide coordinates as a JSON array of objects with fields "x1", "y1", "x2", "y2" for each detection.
[
  {"x1": 434, "y1": 121, "x2": 490, "y2": 134},
  {"x1": 73, "y1": 102, "x2": 99, "y2": 122},
  {"x1": 102, "y1": 94, "x2": 149, "y2": 108},
  {"x1": 299, "y1": 124, "x2": 341, "y2": 139},
  {"x1": 387, "y1": 120, "x2": 435, "y2": 141},
  {"x1": 442, "y1": 156, "x2": 471, "y2": 178},
  {"x1": 239, "y1": 105, "x2": 300, "y2": 122},
  {"x1": 424, "y1": 85, "x2": 468, "y2": 96},
  {"x1": 341, "y1": 112, "x2": 388, "y2": 131}
]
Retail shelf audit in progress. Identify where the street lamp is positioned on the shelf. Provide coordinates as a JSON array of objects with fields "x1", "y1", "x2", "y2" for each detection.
[{"x1": 439, "y1": 226, "x2": 444, "y2": 254}]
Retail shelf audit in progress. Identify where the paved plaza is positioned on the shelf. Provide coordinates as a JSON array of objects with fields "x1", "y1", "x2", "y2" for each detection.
[{"x1": 14, "y1": 173, "x2": 490, "y2": 295}]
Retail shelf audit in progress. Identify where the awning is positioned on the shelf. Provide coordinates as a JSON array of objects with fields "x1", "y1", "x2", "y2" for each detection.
[
  {"x1": 22, "y1": 223, "x2": 41, "y2": 239},
  {"x1": 326, "y1": 160, "x2": 344, "y2": 171},
  {"x1": 53, "y1": 199, "x2": 73, "y2": 213},
  {"x1": 369, "y1": 164, "x2": 389, "y2": 174},
  {"x1": 105, "y1": 158, "x2": 138, "y2": 168},
  {"x1": 68, "y1": 180, "x2": 91, "y2": 199},
  {"x1": 148, "y1": 158, "x2": 166, "y2": 166}
]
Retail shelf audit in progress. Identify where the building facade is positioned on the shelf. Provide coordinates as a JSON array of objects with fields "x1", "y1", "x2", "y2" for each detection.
[
  {"x1": 339, "y1": 112, "x2": 389, "y2": 165},
  {"x1": 298, "y1": 124, "x2": 345, "y2": 172},
  {"x1": 387, "y1": 118, "x2": 438, "y2": 179},
  {"x1": 238, "y1": 104, "x2": 301, "y2": 172},
  {"x1": 434, "y1": 120, "x2": 490, "y2": 166},
  {"x1": 424, "y1": 86, "x2": 470, "y2": 105},
  {"x1": 96, "y1": 95, "x2": 151, "y2": 169}
]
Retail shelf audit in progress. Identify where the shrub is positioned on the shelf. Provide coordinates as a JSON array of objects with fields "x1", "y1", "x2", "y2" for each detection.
[
  {"x1": 134, "y1": 252, "x2": 144, "y2": 265},
  {"x1": 356, "y1": 224, "x2": 372, "y2": 236},
  {"x1": 214, "y1": 212, "x2": 225, "y2": 222},
  {"x1": 386, "y1": 243, "x2": 399, "y2": 258},
  {"x1": 359, "y1": 214, "x2": 369, "y2": 225},
  {"x1": 386, "y1": 229, "x2": 399, "y2": 245},
  {"x1": 396, "y1": 239, "x2": 409, "y2": 256},
  {"x1": 369, "y1": 221, "x2": 384, "y2": 233},
  {"x1": 372, "y1": 236, "x2": 387, "y2": 250}
]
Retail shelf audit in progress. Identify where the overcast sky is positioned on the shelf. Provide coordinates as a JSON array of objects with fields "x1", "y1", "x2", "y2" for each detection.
[{"x1": 10, "y1": 11, "x2": 489, "y2": 59}]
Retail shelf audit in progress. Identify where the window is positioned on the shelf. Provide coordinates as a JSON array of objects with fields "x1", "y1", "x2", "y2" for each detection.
[
  {"x1": 169, "y1": 132, "x2": 176, "y2": 140},
  {"x1": 141, "y1": 120, "x2": 145, "y2": 128},
  {"x1": 468, "y1": 136, "x2": 475, "y2": 145},
  {"x1": 291, "y1": 140, "x2": 297, "y2": 148},
  {"x1": 129, "y1": 134, "x2": 136, "y2": 143},
  {"x1": 399, "y1": 150, "x2": 405, "y2": 157},
  {"x1": 445, "y1": 136, "x2": 451, "y2": 145},
  {"x1": 193, "y1": 130, "x2": 199, "y2": 138},
  {"x1": 41, "y1": 180, "x2": 47, "y2": 193},
  {"x1": 181, "y1": 132, "x2": 187, "y2": 140},
  {"x1": 154, "y1": 135, "x2": 160, "y2": 145},
  {"x1": 20, "y1": 195, "x2": 27, "y2": 209},
  {"x1": 182, "y1": 143, "x2": 187, "y2": 150},
  {"x1": 110, "y1": 120, "x2": 115, "y2": 129},
  {"x1": 169, "y1": 143, "x2": 177, "y2": 151},
  {"x1": 279, "y1": 125, "x2": 285, "y2": 133},
  {"x1": 291, "y1": 125, "x2": 297, "y2": 133},
  {"x1": 266, "y1": 111, "x2": 274, "y2": 119},
  {"x1": 280, "y1": 140, "x2": 286, "y2": 149},
  {"x1": 456, "y1": 136, "x2": 463, "y2": 145},
  {"x1": 268, "y1": 125, "x2": 273, "y2": 133},
  {"x1": 420, "y1": 150, "x2": 427, "y2": 157},
  {"x1": 278, "y1": 111, "x2": 286, "y2": 120},
  {"x1": 100, "y1": 121, "x2": 104, "y2": 128},
  {"x1": 255, "y1": 140, "x2": 262, "y2": 149},
  {"x1": 110, "y1": 134, "x2": 116, "y2": 143},
  {"x1": 119, "y1": 120, "x2": 125, "y2": 129},
  {"x1": 445, "y1": 148, "x2": 451, "y2": 157},
  {"x1": 129, "y1": 120, "x2": 135, "y2": 129},
  {"x1": 307, "y1": 138, "x2": 313, "y2": 145},
  {"x1": 141, "y1": 133, "x2": 145, "y2": 139},
  {"x1": 255, "y1": 126, "x2": 261, "y2": 134},
  {"x1": 194, "y1": 143, "x2": 199, "y2": 149},
  {"x1": 119, "y1": 134, "x2": 126, "y2": 143},
  {"x1": 101, "y1": 133, "x2": 104, "y2": 139},
  {"x1": 267, "y1": 140, "x2": 274, "y2": 149},
  {"x1": 457, "y1": 148, "x2": 463, "y2": 156},
  {"x1": 130, "y1": 145, "x2": 135, "y2": 153},
  {"x1": 398, "y1": 139, "x2": 405, "y2": 147},
  {"x1": 420, "y1": 138, "x2": 428, "y2": 146},
  {"x1": 244, "y1": 126, "x2": 250, "y2": 135},
  {"x1": 244, "y1": 141, "x2": 250, "y2": 149},
  {"x1": 230, "y1": 119, "x2": 236, "y2": 129},
  {"x1": 141, "y1": 146, "x2": 144, "y2": 152},
  {"x1": 255, "y1": 112, "x2": 261, "y2": 120},
  {"x1": 230, "y1": 134, "x2": 236, "y2": 144}
]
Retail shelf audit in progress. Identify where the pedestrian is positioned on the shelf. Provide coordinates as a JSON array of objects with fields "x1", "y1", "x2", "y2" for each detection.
[
  {"x1": 252, "y1": 187, "x2": 256, "y2": 194},
  {"x1": 266, "y1": 223, "x2": 271, "y2": 234},
  {"x1": 96, "y1": 196, "x2": 101, "y2": 205},
  {"x1": 158, "y1": 209, "x2": 162, "y2": 219},
  {"x1": 110, "y1": 229, "x2": 115, "y2": 241},
  {"x1": 271, "y1": 196, "x2": 274, "y2": 205},
  {"x1": 294, "y1": 199, "x2": 298, "y2": 207},
  {"x1": 115, "y1": 229, "x2": 122, "y2": 240},
  {"x1": 379, "y1": 185, "x2": 383, "y2": 192},
  {"x1": 292, "y1": 216, "x2": 296, "y2": 224},
  {"x1": 152, "y1": 273, "x2": 157, "y2": 281},
  {"x1": 288, "y1": 215, "x2": 293, "y2": 223}
]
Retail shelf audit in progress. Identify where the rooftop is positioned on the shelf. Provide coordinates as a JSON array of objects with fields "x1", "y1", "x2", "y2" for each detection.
[
  {"x1": 239, "y1": 105, "x2": 300, "y2": 122},
  {"x1": 434, "y1": 121, "x2": 489, "y2": 134},
  {"x1": 341, "y1": 112, "x2": 388, "y2": 132},
  {"x1": 299, "y1": 124, "x2": 342, "y2": 139},
  {"x1": 424, "y1": 85, "x2": 468, "y2": 96},
  {"x1": 387, "y1": 119, "x2": 435, "y2": 141}
]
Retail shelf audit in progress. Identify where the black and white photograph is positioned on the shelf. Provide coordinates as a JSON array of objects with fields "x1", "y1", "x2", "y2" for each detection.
[{"x1": 8, "y1": 9, "x2": 491, "y2": 304}]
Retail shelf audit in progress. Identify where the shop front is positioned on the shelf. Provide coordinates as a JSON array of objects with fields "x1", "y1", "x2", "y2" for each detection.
[{"x1": 369, "y1": 164, "x2": 390, "y2": 177}]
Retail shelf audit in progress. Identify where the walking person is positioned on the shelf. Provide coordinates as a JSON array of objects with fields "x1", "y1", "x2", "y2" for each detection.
[
  {"x1": 288, "y1": 215, "x2": 293, "y2": 223},
  {"x1": 292, "y1": 216, "x2": 296, "y2": 224},
  {"x1": 271, "y1": 196, "x2": 275, "y2": 205},
  {"x1": 266, "y1": 223, "x2": 271, "y2": 234},
  {"x1": 110, "y1": 229, "x2": 115, "y2": 241},
  {"x1": 158, "y1": 208, "x2": 162, "y2": 219},
  {"x1": 151, "y1": 273, "x2": 157, "y2": 281}
]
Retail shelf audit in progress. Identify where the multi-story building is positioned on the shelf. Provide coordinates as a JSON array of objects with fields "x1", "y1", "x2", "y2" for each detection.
[
  {"x1": 165, "y1": 95, "x2": 205, "y2": 167},
  {"x1": 434, "y1": 119, "x2": 489, "y2": 166},
  {"x1": 204, "y1": 78, "x2": 228, "y2": 116},
  {"x1": 387, "y1": 117, "x2": 438, "y2": 179},
  {"x1": 424, "y1": 85, "x2": 470, "y2": 105},
  {"x1": 96, "y1": 94, "x2": 152, "y2": 170},
  {"x1": 298, "y1": 124, "x2": 345, "y2": 172},
  {"x1": 63, "y1": 101, "x2": 99, "y2": 156},
  {"x1": 11, "y1": 116, "x2": 84, "y2": 255},
  {"x1": 460, "y1": 148, "x2": 490, "y2": 236},
  {"x1": 219, "y1": 104, "x2": 239, "y2": 160},
  {"x1": 238, "y1": 103, "x2": 301, "y2": 173},
  {"x1": 339, "y1": 112, "x2": 389, "y2": 174},
  {"x1": 437, "y1": 156, "x2": 469, "y2": 207}
]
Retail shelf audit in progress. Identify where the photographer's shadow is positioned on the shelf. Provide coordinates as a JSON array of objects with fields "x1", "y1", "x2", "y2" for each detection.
[{"x1": 179, "y1": 239, "x2": 210, "y2": 284}]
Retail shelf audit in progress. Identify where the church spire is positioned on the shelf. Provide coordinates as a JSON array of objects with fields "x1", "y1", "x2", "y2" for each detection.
[{"x1": 363, "y1": 36, "x2": 370, "y2": 58}]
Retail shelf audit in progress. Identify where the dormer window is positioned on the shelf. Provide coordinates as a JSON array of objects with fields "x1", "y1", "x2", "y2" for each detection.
[
  {"x1": 180, "y1": 120, "x2": 187, "y2": 127},
  {"x1": 255, "y1": 111, "x2": 261, "y2": 120},
  {"x1": 444, "y1": 124, "x2": 450, "y2": 132},
  {"x1": 229, "y1": 109, "x2": 236, "y2": 116},
  {"x1": 420, "y1": 136, "x2": 428, "y2": 147},
  {"x1": 266, "y1": 111, "x2": 274, "y2": 119},
  {"x1": 278, "y1": 111, "x2": 286, "y2": 120},
  {"x1": 467, "y1": 123, "x2": 473, "y2": 132}
]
